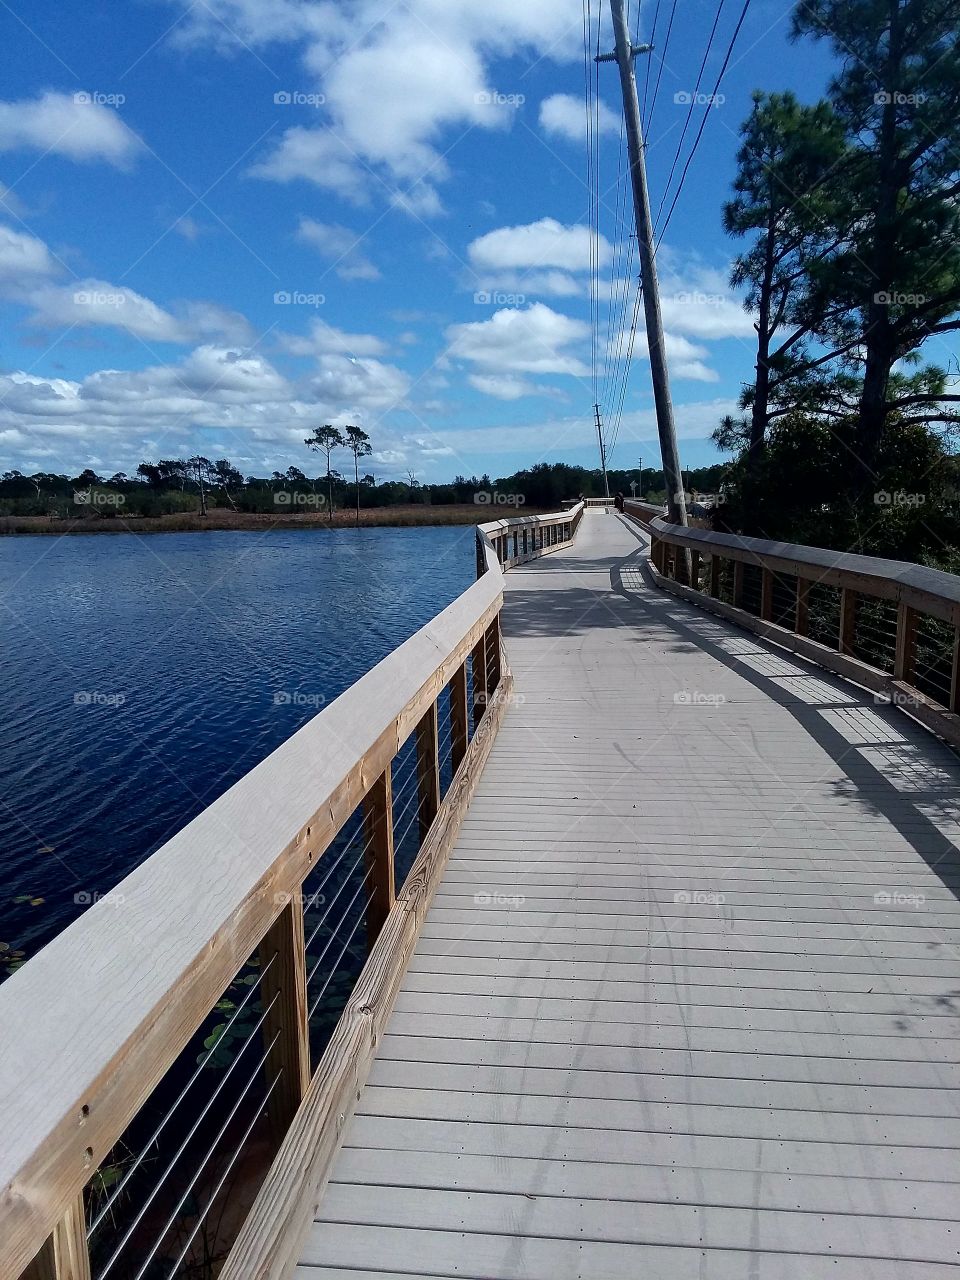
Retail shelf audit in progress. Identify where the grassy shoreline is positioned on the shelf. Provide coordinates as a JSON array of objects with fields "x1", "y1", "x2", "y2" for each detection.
[{"x1": 0, "y1": 504, "x2": 547, "y2": 537}]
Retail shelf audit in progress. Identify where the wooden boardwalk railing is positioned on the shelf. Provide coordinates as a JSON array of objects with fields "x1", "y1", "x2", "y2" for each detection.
[
  {"x1": 623, "y1": 499, "x2": 960, "y2": 749},
  {"x1": 2, "y1": 503, "x2": 582, "y2": 1280}
]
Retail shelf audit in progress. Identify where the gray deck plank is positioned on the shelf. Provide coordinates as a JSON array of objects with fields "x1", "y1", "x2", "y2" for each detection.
[{"x1": 298, "y1": 511, "x2": 960, "y2": 1276}]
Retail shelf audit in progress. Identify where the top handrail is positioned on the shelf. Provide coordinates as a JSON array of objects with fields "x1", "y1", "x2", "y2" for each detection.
[{"x1": 643, "y1": 511, "x2": 960, "y2": 624}]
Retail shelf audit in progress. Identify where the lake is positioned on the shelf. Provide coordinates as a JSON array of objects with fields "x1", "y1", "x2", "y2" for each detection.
[{"x1": 0, "y1": 526, "x2": 476, "y2": 976}]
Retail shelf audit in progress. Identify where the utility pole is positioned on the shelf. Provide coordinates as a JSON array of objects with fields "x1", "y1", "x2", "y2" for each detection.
[
  {"x1": 598, "y1": 0, "x2": 688, "y2": 531},
  {"x1": 594, "y1": 403, "x2": 611, "y2": 497}
]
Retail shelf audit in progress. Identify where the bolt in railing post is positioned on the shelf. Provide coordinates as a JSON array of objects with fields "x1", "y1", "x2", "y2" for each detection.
[
  {"x1": 840, "y1": 588, "x2": 858, "y2": 656},
  {"x1": 795, "y1": 578, "x2": 810, "y2": 636},
  {"x1": 362, "y1": 765, "x2": 395, "y2": 951},
  {"x1": 894, "y1": 602, "x2": 917, "y2": 682},
  {"x1": 257, "y1": 898, "x2": 310, "y2": 1142},
  {"x1": 415, "y1": 702, "x2": 440, "y2": 842},
  {"x1": 709, "y1": 554, "x2": 721, "y2": 599},
  {"x1": 449, "y1": 663, "x2": 469, "y2": 776},
  {"x1": 760, "y1": 567, "x2": 774, "y2": 622},
  {"x1": 21, "y1": 1194, "x2": 90, "y2": 1280}
]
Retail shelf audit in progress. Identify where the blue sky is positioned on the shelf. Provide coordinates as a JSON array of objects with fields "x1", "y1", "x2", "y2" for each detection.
[{"x1": 0, "y1": 0, "x2": 839, "y2": 483}]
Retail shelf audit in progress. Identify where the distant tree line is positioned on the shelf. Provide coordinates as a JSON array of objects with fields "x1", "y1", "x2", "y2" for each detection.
[{"x1": 0, "y1": 457, "x2": 727, "y2": 521}]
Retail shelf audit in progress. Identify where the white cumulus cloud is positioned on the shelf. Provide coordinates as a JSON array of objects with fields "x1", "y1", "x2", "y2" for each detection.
[
  {"x1": 0, "y1": 91, "x2": 142, "y2": 166},
  {"x1": 539, "y1": 92, "x2": 620, "y2": 142}
]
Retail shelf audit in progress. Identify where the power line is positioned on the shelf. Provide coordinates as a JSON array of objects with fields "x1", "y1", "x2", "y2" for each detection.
[
  {"x1": 644, "y1": 0, "x2": 679, "y2": 137},
  {"x1": 653, "y1": 0, "x2": 728, "y2": 234},
  {"x1": 655, "y1": 0, "x2": 753, "y2": 249}
]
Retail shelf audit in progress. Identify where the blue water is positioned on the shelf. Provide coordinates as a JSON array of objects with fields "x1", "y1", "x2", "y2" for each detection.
[{"x1": 0, "y1": 527, "x2": 475, "y2": 972}]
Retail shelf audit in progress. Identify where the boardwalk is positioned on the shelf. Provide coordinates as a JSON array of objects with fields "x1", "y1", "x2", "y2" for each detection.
[
  {"x1": 308, "y1": 513, "x2": 957, "y2": 1275},
  {"x1": 294, "y1": 510, "x2": 960, "y2": 1277}
]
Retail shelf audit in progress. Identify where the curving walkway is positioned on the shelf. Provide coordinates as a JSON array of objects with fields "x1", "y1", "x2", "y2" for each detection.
[{"x1": 297, "y1": 509, "x2": 960, "y2": 1279}]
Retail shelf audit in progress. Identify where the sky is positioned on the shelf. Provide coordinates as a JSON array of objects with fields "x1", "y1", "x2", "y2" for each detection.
[{"x1": 0, "y1": 0, "x2": 840, "y2": 483}]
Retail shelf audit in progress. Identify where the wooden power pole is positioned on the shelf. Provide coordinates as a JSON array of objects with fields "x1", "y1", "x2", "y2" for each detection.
[
  {"x1": 594, "y1": 403, "x2": 611, "y2": 497},
  {"x1": 599, "y1": 0, "x2": 688, "y2": 530}
]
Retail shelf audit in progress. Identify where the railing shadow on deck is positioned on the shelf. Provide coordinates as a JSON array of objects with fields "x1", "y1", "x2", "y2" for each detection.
[
  {"x1": 609, "y1": 515, "x2": 960, "y2": 906},
  {"x1": 1, "y1": 504, "x2": 583, "y2": 1280}
]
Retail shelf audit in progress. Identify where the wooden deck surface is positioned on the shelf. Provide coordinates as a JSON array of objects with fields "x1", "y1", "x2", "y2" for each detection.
[{"x1": 297, "y1": 510, "x2": 960, "y2": 1279}]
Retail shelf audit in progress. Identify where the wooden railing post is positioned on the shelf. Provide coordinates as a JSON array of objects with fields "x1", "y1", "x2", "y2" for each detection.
[
  {"x1": 362, "y1": 766, "x2": 395, "y2": 950},
  {"x1": 21, "y1": 1194, "x2": 90, "y2": 1280},
  {"x1": 894, "y1": 602, "x2": 917, "y2": 682},
  {"x1": 709, "y1": 554, "x2": 721, "y2": 599},
  {"x1": 449, "y1": 663, "x2": 469, "y2": 776},
  {"x1": 840, "y1": 588, "x2": 858, "y2": 655},
  {"x1": 760, "y1": 567, "x2": 774, "y2": 622},
  {"x1": 258, "y1": 899, "x2": 310, "y2": 1142},
  {"x1": 795, "y1": 577, "x2": 810, "y2": 636},
  {"x1": 472, "y1": 631, "x2": 489, "y2": 728},
  {"x1": 951, "y1": 627, "x2": 960, "y2": 714},
  {"x1": 732, "y1": 561, "x2": 745, "y2": 609},
  {"x1": 415, "y1": 703, "x2": 440, "y2": 842},
  {"x1": 485, "y1": 615, "x2": 501, "y2": 697}
]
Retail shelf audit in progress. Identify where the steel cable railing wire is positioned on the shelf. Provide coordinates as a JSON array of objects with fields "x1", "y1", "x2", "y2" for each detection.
[
  {"x1": 96, "y1": 992, "x2": 282, "y2": 1280},
  {"x1": 127, "y1": 1030, "x2": 281, "y2": 1280},
  {"x1": 162, "y1": 1069, "x2": 284, "y2": 1280},
  {"x1": 86, "y1": 948, "x2": 279, "y2": 1237}
]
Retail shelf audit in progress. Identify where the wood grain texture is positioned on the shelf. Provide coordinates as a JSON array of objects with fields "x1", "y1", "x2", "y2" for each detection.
[{"x1": 258, "y1": 902, "x2": 311, "y2": 1142}]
